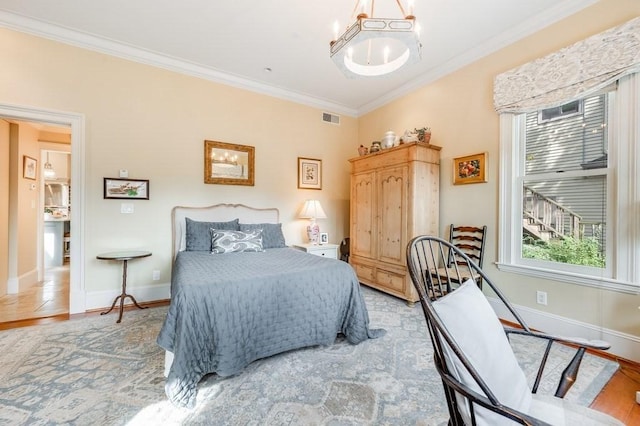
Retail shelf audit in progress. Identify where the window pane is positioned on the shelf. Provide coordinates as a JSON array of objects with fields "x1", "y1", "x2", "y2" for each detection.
[
  {"x1": 522, "y1": 176, "x2": 606, "y2": 267},
  {"x1": 526, "y1": 95, "x2": 608, "y2": 175}
]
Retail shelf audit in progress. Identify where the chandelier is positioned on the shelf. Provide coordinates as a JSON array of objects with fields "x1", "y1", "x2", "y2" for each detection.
[
  {"x1": 330, "y1": 0, "x2": 421, "y2": 78},
  {"x1": 43, "y1": 152, "x2": 56, "y2": 179}
]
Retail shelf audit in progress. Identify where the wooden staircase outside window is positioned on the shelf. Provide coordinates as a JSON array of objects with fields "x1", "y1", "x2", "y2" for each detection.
[{"x1": 522, "y1": 186, "x2": 582, "y2": 242}]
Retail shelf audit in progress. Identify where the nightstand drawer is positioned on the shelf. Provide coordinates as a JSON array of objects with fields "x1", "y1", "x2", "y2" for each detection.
[
  {"x1": 310, "y1": 247, "x2": 337, "y2": 258},
  {"x1": 293, "y1": 243, "x2": 339, "y2": 259}
]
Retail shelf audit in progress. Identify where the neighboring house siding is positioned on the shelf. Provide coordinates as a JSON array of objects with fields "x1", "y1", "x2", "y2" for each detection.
[{"x1": 524, "y1": 95, "x2": 607, "y2": 241}]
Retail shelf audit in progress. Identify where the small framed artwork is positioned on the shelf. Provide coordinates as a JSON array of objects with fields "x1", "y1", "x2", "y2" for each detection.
[
  {"x1": 319, "y1": 232, "x2": 329, "y2": 244},
  {"x1": 104, "y1": 178, "x2": 149, "y2": 199},
  {"x1": 204, "y1": 140, "x2": 255, "y2": 186},
  {"x1": 23, "y1": 156, "x2": 37, "y2": 180},
  {"x1": 298, "y1": 157, "x2": 322, "y2": 190},
  {"x1": 453, "y1": 152, "x2": 488, "y2": 185}
]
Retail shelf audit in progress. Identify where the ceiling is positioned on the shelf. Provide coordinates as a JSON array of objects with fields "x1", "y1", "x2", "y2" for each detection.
[{"x1": 0, "y1": 0, "x2": 596, "y2": 116}]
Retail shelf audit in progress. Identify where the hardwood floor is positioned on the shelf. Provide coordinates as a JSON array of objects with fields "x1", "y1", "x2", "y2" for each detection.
[
  {"x1": 0, "y1": 271, "x2": 638, "y2": 423},
  {"x1": 0, "y1": 264, "x2": 70, "y2": 325}
]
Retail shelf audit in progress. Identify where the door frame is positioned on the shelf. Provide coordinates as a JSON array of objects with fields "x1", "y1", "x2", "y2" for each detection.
[{"x1": 0, "y1": 103, "x2": 86, "y2": 314}]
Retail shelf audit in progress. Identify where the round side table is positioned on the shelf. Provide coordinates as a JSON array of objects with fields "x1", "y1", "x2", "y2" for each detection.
[{"x1": 96, "y1": 250, "x2": 152, "y2": 323}]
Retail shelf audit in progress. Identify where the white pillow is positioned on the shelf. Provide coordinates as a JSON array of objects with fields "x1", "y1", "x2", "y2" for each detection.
[
  {"x1": 433, "y1": 279, "x2": 532, "y2": 426},
  {"x1": 211, "y1": 229, "x2": 264, "y2": 254}
]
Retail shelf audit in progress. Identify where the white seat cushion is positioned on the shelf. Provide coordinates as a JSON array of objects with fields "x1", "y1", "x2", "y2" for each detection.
[
  {"x1": 433, "y1": 279, "x2": 531, "y2": 426},
  {"x1": 530, "y1": 394, "x2": 624, "y2": 426}
]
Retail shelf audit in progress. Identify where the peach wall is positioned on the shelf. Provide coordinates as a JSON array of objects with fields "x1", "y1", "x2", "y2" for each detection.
[
  {"x1": 15, "y1": 124, "x2": 40, "y2": 279},
  {"x1": 358, "y1": 0, "x2": 640, "y2": 343},
  {"x1": 0, "y1": 120, "x2": 9, "y2": 296},
  {"x1": 0, "y1": 28, "x2": 357, "y2": 296}
]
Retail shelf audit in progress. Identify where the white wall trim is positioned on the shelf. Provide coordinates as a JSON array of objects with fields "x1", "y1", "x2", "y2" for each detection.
[
  {"x1": 84, "y1": 282, "x2": 171, "y2": 312},
  {"x1": 7, "y1": 277, "x2": 18, "y2": 294},
  {"x1": 488, "y1": 296, "x2": 640, "y2": 364},
  {"x1": 0, "y1": 102, "x2": 86, "y2": 314},
  {"x1": 17, "y1": 268, "x2": 39, "y2": 292}
]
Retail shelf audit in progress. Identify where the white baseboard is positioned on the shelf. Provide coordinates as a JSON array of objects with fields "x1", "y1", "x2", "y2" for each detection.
[
  {"x1": 19, "y1": 269, "x2": 39, "y2": 292},
  {"x1": 488, "y1": 296, "x2": 640, "y2": 364},
  {"x1": 7, "y1": 269, "x2": 40, "y2": 294},
  {"x1": 85, "y1": 282, "x2": 171, "y2": 311}
]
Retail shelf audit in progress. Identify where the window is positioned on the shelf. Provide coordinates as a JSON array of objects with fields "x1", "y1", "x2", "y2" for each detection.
[
  {"x1": 537, "y1": 99, "x2": 583, "y2": 123},
  {"x1": 524, "y1": 94, "x2": 608, "y2": 269},
  {"x1": 498, "y1": 76, "x2": 640, "y2": 292}
]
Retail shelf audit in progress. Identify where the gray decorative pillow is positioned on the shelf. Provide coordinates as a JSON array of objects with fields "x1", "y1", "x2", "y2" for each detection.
[
  {"x1": 185, "y1": 217, "x2": 239, "y2": 251},
  {"x1": 239, "y1": 223, "x2": 286, "y2": 249},
  {"x1": 211, "y1": 229, "x2": 264, "y2": 254}
]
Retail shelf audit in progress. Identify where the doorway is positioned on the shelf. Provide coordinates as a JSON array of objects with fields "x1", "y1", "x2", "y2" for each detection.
[{"x1": 0, "y1": 103, "x2": 86, "y2": 321}]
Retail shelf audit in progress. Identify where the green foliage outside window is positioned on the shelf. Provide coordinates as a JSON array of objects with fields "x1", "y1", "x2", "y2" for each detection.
[{"x1": 522, "y1": 236, "x2": 605, "y2": 268}]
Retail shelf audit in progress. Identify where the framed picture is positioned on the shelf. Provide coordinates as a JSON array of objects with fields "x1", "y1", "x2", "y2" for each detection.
[
  {"x1": 319, "y1": 232, "x2": 329, "y2": 244},
  {"x1": 298, "y1": 157, "x2": 322, "y2": 190},
  {"x1": 453, "y1": 152, "x2": 488, "y2": 185},
  {"x1": 104, "y1": 178, "x2": 149, "y2": 199},
  {"x1": 205, "y1": 140, "x2": 255, "y2": 186},
  {"x1": 23, "y1": 156, "x2": 37, "y2": 180}
]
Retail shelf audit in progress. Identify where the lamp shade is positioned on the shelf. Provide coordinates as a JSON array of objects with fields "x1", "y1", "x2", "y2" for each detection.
[{"x1": 299, "y1": 200, "x2": 327, "y2": 219}]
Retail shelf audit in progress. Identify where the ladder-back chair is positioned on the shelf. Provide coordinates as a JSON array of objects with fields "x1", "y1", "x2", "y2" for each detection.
[{"x1": 434, "y1": 225, "x2": 487, "y2": 288}]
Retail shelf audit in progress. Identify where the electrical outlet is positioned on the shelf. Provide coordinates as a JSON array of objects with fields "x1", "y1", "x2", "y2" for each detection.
[
  {"x1": 152, "y1": 270, "x2": 160, "y2": 281},
  {"x1": 536, "y1": 290, "x2": 548, "y2": 306}
]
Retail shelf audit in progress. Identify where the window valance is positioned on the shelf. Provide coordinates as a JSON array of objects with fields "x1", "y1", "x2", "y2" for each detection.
[{"x1": 494, "y1": 16, "x2": 640, "y2": 114}]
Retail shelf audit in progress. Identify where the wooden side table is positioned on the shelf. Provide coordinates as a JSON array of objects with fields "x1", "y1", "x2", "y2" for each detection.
[{"x1": 96, "y1": 250, "x2": 151, "y2": 323}]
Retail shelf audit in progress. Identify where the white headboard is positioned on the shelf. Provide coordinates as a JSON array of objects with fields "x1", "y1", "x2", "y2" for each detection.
[{"x1": 172, "y1": 203, "x2": 280, "y2": 259}]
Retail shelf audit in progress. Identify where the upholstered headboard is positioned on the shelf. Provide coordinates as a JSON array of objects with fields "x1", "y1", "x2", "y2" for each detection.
[{"x1": 172, "y1": 203, "x2": 280, "y2": 260}]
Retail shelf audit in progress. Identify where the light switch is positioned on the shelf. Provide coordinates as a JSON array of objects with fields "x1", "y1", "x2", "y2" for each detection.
[{"x1": 121, "y1": 203, "x2": 134, "y2": 214}]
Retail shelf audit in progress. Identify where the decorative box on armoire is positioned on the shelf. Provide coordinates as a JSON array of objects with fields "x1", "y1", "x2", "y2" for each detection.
[{"x1": 349, "y1": 141, "x2": 441, "y2": 305}]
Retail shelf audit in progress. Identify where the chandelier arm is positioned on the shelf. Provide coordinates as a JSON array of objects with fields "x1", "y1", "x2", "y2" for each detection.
[
  {"x1": 394, "y1": 0, "x2": 407, "y2": 17},
  {"x1": 350, "y1": 1, "x2": 361, "y2": 21}
]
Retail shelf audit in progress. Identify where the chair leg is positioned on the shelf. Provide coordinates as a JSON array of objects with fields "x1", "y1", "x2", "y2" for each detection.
[{"x1": 555, "y1": 347, "x2": 586, "y2": 397}]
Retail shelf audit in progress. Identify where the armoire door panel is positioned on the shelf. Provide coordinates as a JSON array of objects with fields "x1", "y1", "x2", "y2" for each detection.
[
  {"x1": 351, "y1": 172, "x2": 375, "y2": 259},
  {"x1": 378, "y1": 167, "x2": 407, "y2": 264}
]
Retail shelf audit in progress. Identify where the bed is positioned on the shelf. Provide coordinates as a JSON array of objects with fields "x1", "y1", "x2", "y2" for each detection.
[{"x1": 157, "y1": 203, "x2": 383, "y2": 408}]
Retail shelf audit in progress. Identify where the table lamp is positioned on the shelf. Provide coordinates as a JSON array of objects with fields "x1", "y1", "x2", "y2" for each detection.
[{"x1": 299, "y1": 200, "x2": 327, "y2": 244}]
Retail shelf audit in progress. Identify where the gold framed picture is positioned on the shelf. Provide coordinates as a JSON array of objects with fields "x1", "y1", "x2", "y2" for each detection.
[
  {"x1": 453, "y1": 152, "x2": 488, "y2": 185},
  {"x1": 205, "y1": 140, "x2": 255, "y2": 186},
  {"x1": 298, "y1": 157, "x2": 322, "y2": 190}
]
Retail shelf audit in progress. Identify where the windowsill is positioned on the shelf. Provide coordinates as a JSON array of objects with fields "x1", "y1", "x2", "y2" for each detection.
[{"x1": 495, "y1": 262, "x2": 640, "y2": 295}]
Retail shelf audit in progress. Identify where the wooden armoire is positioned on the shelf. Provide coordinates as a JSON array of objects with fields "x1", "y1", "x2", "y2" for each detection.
[{"x1": 348, "y1": 142, "x2": 440, "y2": 305}]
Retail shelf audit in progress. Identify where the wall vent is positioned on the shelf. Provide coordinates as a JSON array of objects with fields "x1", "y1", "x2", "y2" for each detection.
[{"x1": 322, "y1": 112, "x2": 340, "y2": 125}]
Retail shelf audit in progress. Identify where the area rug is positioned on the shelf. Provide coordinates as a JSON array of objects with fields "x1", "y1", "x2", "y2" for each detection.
[{"x1": 0, "y1": 286, "x2": 618, "y2": 425}]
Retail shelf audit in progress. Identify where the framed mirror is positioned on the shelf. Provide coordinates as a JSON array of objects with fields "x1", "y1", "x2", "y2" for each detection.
[{"x1": 204, "y1": 140, "x2": 255, "y2": 186}]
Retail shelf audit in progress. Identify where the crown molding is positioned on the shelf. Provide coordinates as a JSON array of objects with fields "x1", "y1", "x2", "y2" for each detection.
[
  {"x1": 0, "y1": 1, "x2": 596, "y2": 118},
  {"x1": 357, "y1": 0, "x2": 598, "y2": 115},
  {"x1": 0, "y1": 11, "x2": 359, "y2": 117}
]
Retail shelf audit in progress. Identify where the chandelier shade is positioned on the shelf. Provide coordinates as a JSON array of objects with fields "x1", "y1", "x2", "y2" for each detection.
[
  {"x1": 43, "y1": 152, "x2": 56, "y2": 179},
  {"x1": 330, "y1": 1, "x2": 422, "y2": 78}
]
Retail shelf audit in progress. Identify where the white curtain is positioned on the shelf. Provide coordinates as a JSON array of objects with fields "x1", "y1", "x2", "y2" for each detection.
[{"x1": 493, "y1": 16, "x2": 640, "y2": 113}]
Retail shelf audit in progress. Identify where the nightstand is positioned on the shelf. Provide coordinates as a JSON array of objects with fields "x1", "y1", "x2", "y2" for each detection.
[{"x1": 293, "y1": 243, "x2": 339, "y2": 259}]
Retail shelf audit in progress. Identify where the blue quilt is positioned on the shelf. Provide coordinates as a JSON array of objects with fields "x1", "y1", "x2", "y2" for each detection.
[{"x1": 157, "y1": 248, "x2": 384, "y2": 408}]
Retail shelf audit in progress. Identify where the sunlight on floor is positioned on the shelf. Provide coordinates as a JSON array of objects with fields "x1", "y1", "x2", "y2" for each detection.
[{"x1": 126, "y1": 383, "x2": 222, "y2": 425}]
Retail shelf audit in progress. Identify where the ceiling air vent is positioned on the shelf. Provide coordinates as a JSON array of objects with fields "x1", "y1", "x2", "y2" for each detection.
[{"x1": 322, "y1": 112, "x2": 340, "y2": 125}]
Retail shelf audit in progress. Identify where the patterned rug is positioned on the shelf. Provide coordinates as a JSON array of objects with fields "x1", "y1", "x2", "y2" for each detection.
[{"x1": 0, "y1": 286, "x2": 618, "y2": 425}]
